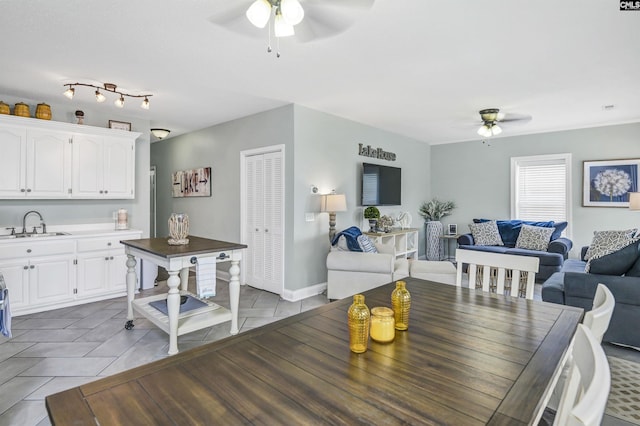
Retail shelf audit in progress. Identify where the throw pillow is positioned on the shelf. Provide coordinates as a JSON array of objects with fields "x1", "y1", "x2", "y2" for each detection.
[
  {"x1": 515, "y1": 225, "x2": 554, "y2": 251},
  {"x1": 588, "y1": 239, "x2": 640, "y2": 275},
  {"x1": 473, "y1": 219, "x2": 556, "y2": 247},
  {"x1": 584, "y1": 229, "x2": 638, "y2": 261},
  {"x1": 469, "y1": 220, "x2": 504, "y2": 246},
  {"x1": 551, "y1": 221, "x2": 568, "y2": 241},
  {"x1": 357, "y1": 235, "x2": 378, "y2": 253}
]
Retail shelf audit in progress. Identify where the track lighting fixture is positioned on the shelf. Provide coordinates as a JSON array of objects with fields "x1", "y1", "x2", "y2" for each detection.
[{"x1": 62, "y1": 82, "x2": 152, "y2": 109}]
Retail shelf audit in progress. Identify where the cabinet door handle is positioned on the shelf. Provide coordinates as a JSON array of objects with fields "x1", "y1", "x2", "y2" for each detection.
[
  {"x1": 265, "y1": 229, "x2": 269, "y2": 233},
  {"x1": 30, "y1": 265, "x2": 35, "y2": 269},
  {"x1": 104, "y1": 190, "x2": 108, "y2": 194},
  {"x1": 20, "y1": 188, "x2": 26, "y2": 192},
  {"x1": 107, "y1": 242, "x2": 112, "y2": 246},
  {"x1": 23, "y1": 265, "x2": 28, "y2": 270},
  {"x1": 99, "y1": 190, "x2": 104, "y2": 194},
  {"x1": 26, "y1": 249, "x2": 32, "y2": 253},
  {"x1": 26, "y1": 188, "x2": 32, "y2": 192},
  {"x1": 110, "y1": 256, "x2": 114, "y2": 260},
  {"x1": 105, "y1": 257, "x2": 109, "y2": 261}
]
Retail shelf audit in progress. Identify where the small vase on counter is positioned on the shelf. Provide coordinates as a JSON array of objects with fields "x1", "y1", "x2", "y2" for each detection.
[
  {"x1": 347, "y1": 294, "x2": 370, "y2": 353},
  {"x1": 391, "y1": 280, "x2": 411, "y2": 331},
  {"x1": 168, "y1": 213, "x2": 189, "y2": 245}
]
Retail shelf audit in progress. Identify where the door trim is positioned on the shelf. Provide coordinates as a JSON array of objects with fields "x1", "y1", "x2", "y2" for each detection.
[{"x1": 240, "y1": 144, "x2": 285, "y2": 294}]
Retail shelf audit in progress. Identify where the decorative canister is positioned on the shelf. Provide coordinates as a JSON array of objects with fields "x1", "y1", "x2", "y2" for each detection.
[
  {"x1": 168, "y1": 213, "x2": 189, "y2": 245},
  {"x1": 370, "y1": 307, "x2": 395, "y2": 343},
  {"x1": 347, "y1": 294, "x2": 370, "y2": 353},
  {"x1": 0, "y1": 101, "x2": 9, "y2": 115},
  {"x1": 391, "y1": 280, "x2": 411, "y2": 331},
  {"x1": 115, "y1": 209, "x2": 128, "y2": 230},
  {"x1": 35, "y1": 103, "x2": 52, "y2": 120},
  {"x1": 14, "y1": 102, "x2": 30, "y2": 117}
]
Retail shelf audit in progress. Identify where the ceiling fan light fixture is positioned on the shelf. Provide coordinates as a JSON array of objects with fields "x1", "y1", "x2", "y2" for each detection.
[
  {"x1": 274, "y1": 11, "x2": 295, "y2": 37},
  {"x1": 491, "y1": 124, "x2": 502, "y2": 136},
  {"x1": 477, "y1": 124, "x2": 491, "y2": 137},
  {"x1": 280, "y1": 0, "x2": 304, "y2": 26},
  {"x1": 246, "y1": 0, "x2": 272, "y2": 28}
]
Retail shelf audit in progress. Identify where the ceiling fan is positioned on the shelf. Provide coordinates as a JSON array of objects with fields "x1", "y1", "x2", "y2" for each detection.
[
  {"x1": 209, "y1": 0, "x2": 375, "y2": 50},
  {"x1": 476, "y1": 108, "x2": 532, "y2": 138}
]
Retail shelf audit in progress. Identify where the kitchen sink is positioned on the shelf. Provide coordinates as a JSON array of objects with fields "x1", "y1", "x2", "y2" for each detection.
[{"x1": 0, "y1": 232, "x2": 70, "y2": 240}]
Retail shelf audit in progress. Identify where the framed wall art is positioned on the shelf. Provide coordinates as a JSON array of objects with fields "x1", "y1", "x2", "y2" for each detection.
[
  {"x1": 108, "y1": 120, "x2": 131, "y2": 131},
  {"x1": 172, "y1": 167, "x2": 211, "y2": 197},
  {"x1": 583, "y1": 158, "x2": 640, "y2": 207}
]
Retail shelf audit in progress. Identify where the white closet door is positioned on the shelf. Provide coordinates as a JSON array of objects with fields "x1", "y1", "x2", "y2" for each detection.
[
  {"x1": 243, "y1": 149, "x2": 284, "y2": 295},
  {"x1": 245, "y1": 154, "x2": 265, "y2": 288},
  {"x1": 262, "y1": 151, "x2": 284, "y2": 294}
]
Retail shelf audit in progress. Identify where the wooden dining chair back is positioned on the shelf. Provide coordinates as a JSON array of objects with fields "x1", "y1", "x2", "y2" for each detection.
[
  {"x1": 583, "y1": 283, "x2": 615, "y2": 343},
  {"x1": 455, "y1": 249, "x2": 540, "y2": 299},
  {"x1": 553, "y1": 324, "x2": 611, "y2": 426}
]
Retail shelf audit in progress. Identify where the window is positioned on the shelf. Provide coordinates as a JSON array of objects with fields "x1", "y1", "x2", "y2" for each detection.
[{"x1": 511, "y1": 153, "x2": 572, "y2": 236}]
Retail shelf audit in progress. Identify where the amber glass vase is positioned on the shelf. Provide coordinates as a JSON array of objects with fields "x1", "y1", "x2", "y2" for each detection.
[
  {"x1": 347, "y1": 294, "x2": 370, "y2": 353},
  {"x1": 391, "y1": 280, "x2": 411, "y2": 330}
]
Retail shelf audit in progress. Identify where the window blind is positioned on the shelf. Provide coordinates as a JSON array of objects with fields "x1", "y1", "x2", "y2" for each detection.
[{"x1": 512, "y1": 155, "x2": 570, "y2": 224}]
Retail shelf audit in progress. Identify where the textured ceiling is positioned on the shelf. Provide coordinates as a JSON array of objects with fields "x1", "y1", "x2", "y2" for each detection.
[{"x1": 0, "y1": 0, "x2": 638, "y2": 144}]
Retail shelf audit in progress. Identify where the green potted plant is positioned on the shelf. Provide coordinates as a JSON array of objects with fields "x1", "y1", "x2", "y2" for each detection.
[
  {"x1": 419, "y1": 199, "x2": 456, "y2": 260},
  {"x1": 363, "y1": 206, "x2": 380, "y2": 232}
]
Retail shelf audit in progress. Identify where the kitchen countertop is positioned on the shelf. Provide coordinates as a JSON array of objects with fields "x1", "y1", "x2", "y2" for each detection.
[{"x1": 0, "y1": 223, "x2": 143, "y2": 243}]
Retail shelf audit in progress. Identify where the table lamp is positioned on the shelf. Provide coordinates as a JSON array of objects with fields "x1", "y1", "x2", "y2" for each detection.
[
  {"x1": 629, "y1": 192, "x2": 640, "y2": 210},
  {"x1": 321, "y1": 193, "x2": 347, "y2": 242}
]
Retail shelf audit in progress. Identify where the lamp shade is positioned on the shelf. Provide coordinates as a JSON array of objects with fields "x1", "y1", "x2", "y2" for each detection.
[
  {"x1": 274, "y1": 11, "x2": 295, "y2": 37},
  {"x1": 629, "y1": 192, "x2": 640, "y2": 210},
  {"x1": 281, "y1": 0, "x2": 304, "y2": 25},
  {"x1": 321, "y1": 194, "x2": 347, "y2": 213}
]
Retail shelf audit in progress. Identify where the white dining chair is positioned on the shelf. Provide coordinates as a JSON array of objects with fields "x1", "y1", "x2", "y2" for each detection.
[
  {"x1": 455, "y1": 249, "x2": 540, "y2": 299},
  {"x1": 553, "y1": 324, "x2": 611, "y2": 426},
  {"x1": 583, "y1": 283, "x2": 615, "y2": 343}
]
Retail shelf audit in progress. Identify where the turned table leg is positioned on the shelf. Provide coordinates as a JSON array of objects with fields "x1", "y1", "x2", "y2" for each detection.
[
  {"x1": 125, "y1": 254, "x2": 137, "y2": 330},
  {"x1": 166, "y1": 269, "x2": 181, "y2": 355},
  {"x1": 229, "y1": 259, "x2": 240, "y2": 335}
]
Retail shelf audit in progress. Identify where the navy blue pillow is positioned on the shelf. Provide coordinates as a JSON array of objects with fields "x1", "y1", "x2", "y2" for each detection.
[
  {"x1": 331, "y1": 226, "x2": 363, "y2": 251},
  {"x1": 589, "y1": 239, "x2": 640, "y2": 276},
  {"x1": 551, "y1": 221, "x2": 568, "y2": 241}
]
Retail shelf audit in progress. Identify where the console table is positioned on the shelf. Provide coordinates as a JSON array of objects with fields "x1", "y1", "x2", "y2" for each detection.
[
  {"x1": 364, "y1": 228, "x2": 419, "y2": 259},
  {"x1": 121, "y1": 236, "x2": 247, "y2": 355}
]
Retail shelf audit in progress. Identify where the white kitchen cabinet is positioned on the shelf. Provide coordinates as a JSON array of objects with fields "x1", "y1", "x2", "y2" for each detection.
[
  {"x1": 0, "y1": 114, "x2": 139, "y2": 200},
  {"x1": 0, "y1": 240, "x2": 76, "y2": 315},
  {"x1": 76, "y1": 232, "x2": 140, "y2": 298},
  {"x1": 71, "y1": 135, "x2": 134, "y2": 199},
  {"x1": 0, "y1": 125, "x2": 71, "y2": 198}
]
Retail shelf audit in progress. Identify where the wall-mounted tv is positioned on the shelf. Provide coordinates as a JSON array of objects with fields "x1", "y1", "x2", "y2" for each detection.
[{"x1": 361, "y1": 162, "x2": 401, "y2": 206}]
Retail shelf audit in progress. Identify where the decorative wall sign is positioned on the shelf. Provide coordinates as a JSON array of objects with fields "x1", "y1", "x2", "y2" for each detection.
[
  {"x1": 358, "y1": 143, "x2": 396, "y2": 161},
  {"x1": 583, "y1": 159, "x2": 640, "y2": 207},
  {"x1": 172, "y1": 167, "x2": 211, "y2": 197}
]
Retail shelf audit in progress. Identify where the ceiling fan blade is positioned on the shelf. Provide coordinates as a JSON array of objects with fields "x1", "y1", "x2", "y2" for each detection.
[
  {"x1": 499, "y1": 113, "x2": 532, "y2": 123},
  {"x1": 294, "y1": 4, "x2": 360, "y2": 42},
  {"x1": 304, "y1": 0, "x2": 375, "y2": 10}
]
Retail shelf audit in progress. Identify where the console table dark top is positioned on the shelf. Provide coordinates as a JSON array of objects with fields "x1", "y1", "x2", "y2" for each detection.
[
  {"x1": 46, "y1": 278, "x2": 582, "y2": 425},
  {"x1": 120, "y1": 235, "x2": 247, "y2": 258}
]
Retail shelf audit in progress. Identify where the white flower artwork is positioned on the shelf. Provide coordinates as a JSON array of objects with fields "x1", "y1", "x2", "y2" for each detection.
[{"x1": 583, "y1": 159, "x2": 640, "y2": 207}]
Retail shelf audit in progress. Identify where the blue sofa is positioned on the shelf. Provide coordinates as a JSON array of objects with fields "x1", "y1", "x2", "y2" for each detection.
[
  {"x1": 542, "y1": 247, "x2": 640, "y2": 347},
  {"x1": 457, "y1": 220, "x2": 573, "y2": 281}
]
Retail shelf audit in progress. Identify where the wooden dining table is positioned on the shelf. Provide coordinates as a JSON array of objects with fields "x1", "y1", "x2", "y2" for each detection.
[{"x1": 46, "y1": 277, "x2": 583, "y2": 425}]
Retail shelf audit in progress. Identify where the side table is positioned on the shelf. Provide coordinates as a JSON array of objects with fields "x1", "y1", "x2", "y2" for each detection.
[{"x1": 438, "y1": 234, "x2": 459, "y2": 261}]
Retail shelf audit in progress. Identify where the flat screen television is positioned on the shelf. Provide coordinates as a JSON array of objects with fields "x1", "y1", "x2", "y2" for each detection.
[{"x1": 361, "y1": 162, "x2": 401, "y2": 206}]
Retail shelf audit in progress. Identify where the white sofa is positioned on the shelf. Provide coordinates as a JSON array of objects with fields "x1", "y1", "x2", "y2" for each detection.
[{"x1": 326, "y1": 241, "x2": 409, "y2": 300}]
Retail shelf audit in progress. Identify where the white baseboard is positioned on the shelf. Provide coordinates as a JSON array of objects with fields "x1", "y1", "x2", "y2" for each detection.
[{"x1": 282, "y1": 282, "x2": 327, "y2": 302}]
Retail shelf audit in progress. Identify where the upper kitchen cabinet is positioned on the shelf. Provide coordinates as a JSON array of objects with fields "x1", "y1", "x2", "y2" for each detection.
[
  {"x1": 71, "y1": 134, "x2": 134, "y2": 198},
  {"x1": 0, "y1": 114, "x2": 140, "y2": 199},
  {"x1": 0, "y1": 124, "x2": 71, "y2": 198}
]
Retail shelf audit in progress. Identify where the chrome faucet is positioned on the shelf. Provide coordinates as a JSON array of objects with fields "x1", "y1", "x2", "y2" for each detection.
[{"x1": 22, "y1": 210, "x2": 46, "y2": 234}]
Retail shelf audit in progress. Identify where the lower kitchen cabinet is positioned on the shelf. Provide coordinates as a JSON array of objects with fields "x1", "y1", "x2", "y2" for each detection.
[{"x1": 0, "y1": 229, "x2": 142, "y2": 316}]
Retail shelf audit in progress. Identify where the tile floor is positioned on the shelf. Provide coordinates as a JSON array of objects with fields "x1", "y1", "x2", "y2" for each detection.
[{"x1": 0, "y1": 279, "x2": 638, "y2": 425}]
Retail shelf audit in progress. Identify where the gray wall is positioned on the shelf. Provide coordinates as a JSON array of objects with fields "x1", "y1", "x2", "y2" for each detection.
[
  {"x1": 431, "y1": 122, "x2": 640, "y2": 254},
  {"x1": 0, "y1": 94, "x2": 151, "y2": 236},
  {"x1": 150, "y1": 105, "x2": 431, "y2": 293}
]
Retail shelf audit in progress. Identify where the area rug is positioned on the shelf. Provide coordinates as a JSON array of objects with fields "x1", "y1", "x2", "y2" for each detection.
[{"x1": 606, "y1": 356, "x2": 640, "y2": 424}]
